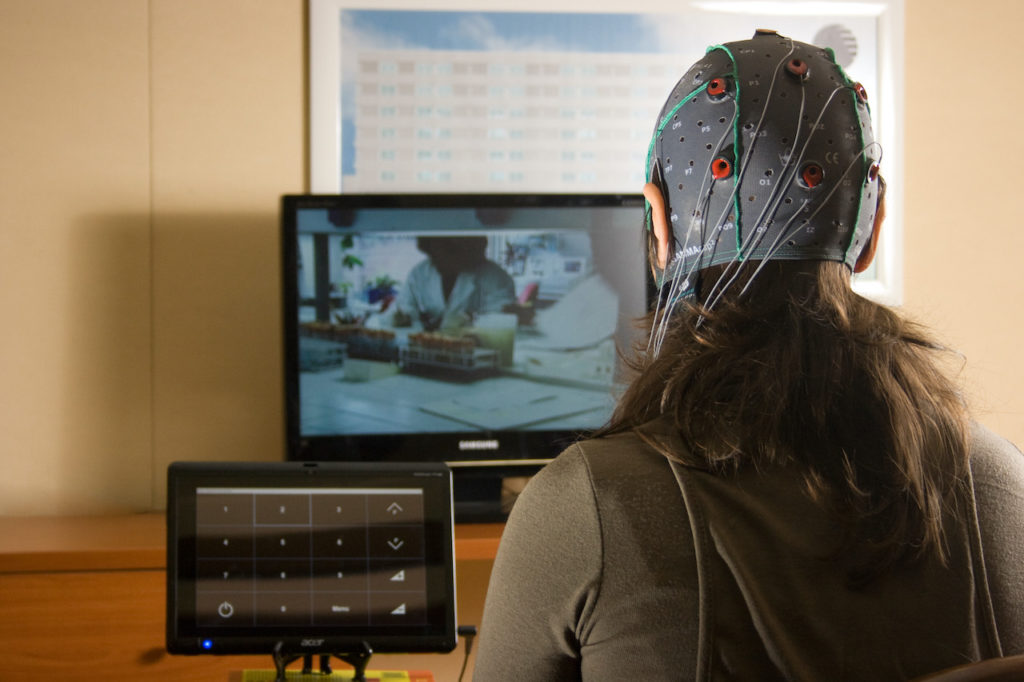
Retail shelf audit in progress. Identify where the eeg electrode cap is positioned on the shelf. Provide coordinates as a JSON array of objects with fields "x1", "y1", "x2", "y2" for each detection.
[{"x1": 645, "y1": 30, "x2": 882, "y2": 291}]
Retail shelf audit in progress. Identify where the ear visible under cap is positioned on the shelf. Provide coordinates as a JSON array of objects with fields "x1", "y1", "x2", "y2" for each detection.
[
  {"x1": 854, "y1": 185, "x2": 885, "y2": 274},
  {"x1": 643, "y1": 182, "x2": 671, "y2": 270}
]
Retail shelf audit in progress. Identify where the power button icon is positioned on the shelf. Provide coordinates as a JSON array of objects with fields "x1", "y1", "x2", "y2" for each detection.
[{"x1": 217, "y1": 601, "x2": 235, "y2": 619}]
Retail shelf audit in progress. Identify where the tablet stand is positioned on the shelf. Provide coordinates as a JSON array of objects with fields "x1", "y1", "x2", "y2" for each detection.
[
  {"x1": 300, "y1": 654, "x2": 331, "y2": 675},
  {"x1": 272, "y1": 640, "x2": 373, "y2": 682}
]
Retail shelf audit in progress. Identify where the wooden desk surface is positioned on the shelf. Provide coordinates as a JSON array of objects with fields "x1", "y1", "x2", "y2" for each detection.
[
  {"x1": 0, "y1": 515, "x2": 498, "y2": 681},
  {"x1": 0, "y1": 513, "x2": 503, "y2": 573}
]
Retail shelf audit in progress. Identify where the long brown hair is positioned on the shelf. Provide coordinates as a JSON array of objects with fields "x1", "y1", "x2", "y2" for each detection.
[{"x1": 602, "y1": 259, "x2": 970, "y2": 587}]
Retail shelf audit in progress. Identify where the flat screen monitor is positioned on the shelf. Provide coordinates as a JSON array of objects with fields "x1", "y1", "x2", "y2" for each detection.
[
  {"x1": 166, "y1": 461, "x2": 457, "y2": 657},
  {"x1": 281, "y1": 193, "x2": 649, "y2": 518}
]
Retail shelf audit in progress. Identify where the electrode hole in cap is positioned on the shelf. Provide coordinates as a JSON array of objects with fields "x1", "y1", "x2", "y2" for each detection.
[
  {"x1": 711, "y1": 158, "x2": 732, "y2": 179},
  {"x1": 707, "y1": 78, "x2": 727, "y2": 96},
  {"x1": 801, "y1": 163, "x2": 824, "y2": 188},
  {"x1": 786, "y1": 58, "x2": 809, "y2": 78}
]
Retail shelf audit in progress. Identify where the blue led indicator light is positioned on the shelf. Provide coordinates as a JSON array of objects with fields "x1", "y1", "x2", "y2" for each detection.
[{"x1": 201, "y1": 639, "x2": 213, "y2": 650}]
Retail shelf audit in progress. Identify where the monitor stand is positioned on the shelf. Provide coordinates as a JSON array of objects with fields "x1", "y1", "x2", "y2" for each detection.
[
  {"x1": 272, "y1": 640, "x2": 372, "y2": 682},
  {"x1": 452, "y1": 466, "x2": 537, "y2": 522},
  {"x1": 452, "y1": 472, "x2": 505, "y2": 522}
]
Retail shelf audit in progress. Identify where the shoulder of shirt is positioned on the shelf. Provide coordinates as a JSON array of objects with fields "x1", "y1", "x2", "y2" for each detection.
[
  {"x1": 969, "y1": 420, "x2": 1024, "y2": 483},
  {"x1": 553, "y1": 432, "x2": 677, "y2": 492},
  {"x1": 520, "y1": 432, "x2": 663, "y2": 493}
]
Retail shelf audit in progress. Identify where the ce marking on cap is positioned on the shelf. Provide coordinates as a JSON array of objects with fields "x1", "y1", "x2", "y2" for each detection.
[{"x1": 824, "y1": 151, "x2": 841, "y2": 165}]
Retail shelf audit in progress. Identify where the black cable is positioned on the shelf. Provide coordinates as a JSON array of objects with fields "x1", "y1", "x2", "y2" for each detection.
[{"x1": 457, "y1": 625, "x2": 478, "y2": 682}]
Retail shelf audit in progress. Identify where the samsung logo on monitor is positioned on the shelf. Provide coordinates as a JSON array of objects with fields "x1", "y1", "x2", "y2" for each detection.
[{"x1": 458, "y1": 439, "x2": 499, "y2": 451}]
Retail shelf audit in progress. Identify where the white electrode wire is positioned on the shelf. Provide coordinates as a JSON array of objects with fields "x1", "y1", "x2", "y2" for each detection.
[
  {"x1": 740, "y1": 139, "x2": 884, "y2": 293},
  {"x1": 679, "y1": 40, "x2": 806, "y2": 317},
  {"x1": 704, "y1": 82, "x2": 860, "y2": 308},
  {"x1": 760, "y1": 140, "x2": 883, "y2": 267},
  {"x1": 699, "y1": 80, "x2": 813, "y2": 311},
  {"x1": 655, "y1": 41, "x2": 795, "y2": 280},
  {"x1": 668, "y1": 41, "x2": 795, "y2": 287},
  {"x1": 648, "y1": 117, "x2": 735, "y2": 354},
  {"x1": 667, "y1": 112, "x2": 737, "y2": 281},
  {"x1": 649, "y1": 203, "x2": 709, "y2": 354},
  {"x1": 649, "y1": 40, "x2": 795, "y2": 354},
  {"x1": 702, "y1": 83, "x2": 852, "y2": 311},
  {"x1": 651, "y1": 38, "x2": 857, "y2": 354}
]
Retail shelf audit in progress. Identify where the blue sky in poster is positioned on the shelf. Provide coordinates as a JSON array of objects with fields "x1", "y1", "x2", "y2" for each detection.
[
  {"x1": 336, "y1": 9, "x2": 877, "y2": 179},
  {"x1": 339, "y1": 10, "x2": 683, "y2": 175},
  {"x1": 343, "y1": 10, "x2": 668, "y2": 54}
]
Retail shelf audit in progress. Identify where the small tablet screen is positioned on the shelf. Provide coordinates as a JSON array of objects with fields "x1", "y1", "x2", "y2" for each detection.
[{"x1": 166, "y1": 461, "x2": 457, "y2": 656}]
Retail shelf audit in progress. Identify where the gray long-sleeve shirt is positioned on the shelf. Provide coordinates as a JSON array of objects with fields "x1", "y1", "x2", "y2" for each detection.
[{"x1": 475, "y1": 421, "x2": 1024, "y2": 680}]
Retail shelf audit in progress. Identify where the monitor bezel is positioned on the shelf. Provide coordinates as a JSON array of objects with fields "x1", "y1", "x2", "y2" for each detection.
[{"x1": 165, "y1": 460, "x2": 458, "y2": 656}]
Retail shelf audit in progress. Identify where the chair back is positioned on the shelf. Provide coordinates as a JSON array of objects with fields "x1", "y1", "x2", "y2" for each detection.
[{"x1": 912, "y1": 655, "x2": 1024, "y2": 681}]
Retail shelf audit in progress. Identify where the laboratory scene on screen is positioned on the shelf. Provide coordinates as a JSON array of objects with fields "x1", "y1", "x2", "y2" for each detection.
[{"x1": 292, "y1": 202, "x2": 646, "y2": 437}]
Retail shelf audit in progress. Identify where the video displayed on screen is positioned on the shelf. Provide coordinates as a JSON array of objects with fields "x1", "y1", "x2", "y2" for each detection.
[{"x1": 292, "y1": 200, "x2": 647, "y2": 439}]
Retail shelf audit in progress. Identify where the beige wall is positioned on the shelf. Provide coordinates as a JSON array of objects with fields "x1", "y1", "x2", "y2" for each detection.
[
  {"x1": 903, "y1": 0, "x2": 1024, "y2": 444},
  {"x1": 1, "y1": 0, "x2": 303, "y2": 515},
  {"x1": 2, "y1": 0, "x2": 154, "y2": 514},
  {"x1": 0, "y1": 0, "x2": 1021, "y2": 516}
]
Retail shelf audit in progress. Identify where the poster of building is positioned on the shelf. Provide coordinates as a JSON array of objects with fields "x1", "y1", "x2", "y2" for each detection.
[{"x1": 310, "y1": 0, "x2": 903, "y2": 300}]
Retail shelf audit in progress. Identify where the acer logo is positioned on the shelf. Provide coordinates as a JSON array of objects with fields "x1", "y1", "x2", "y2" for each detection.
[{"x1": 301, "y1": 639, "x2": 324, "y2": 647}]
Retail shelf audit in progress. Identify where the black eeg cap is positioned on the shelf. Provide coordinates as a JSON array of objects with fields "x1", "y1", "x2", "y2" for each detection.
[{"x1": 645, "y1": 30, "x2": 882, "y2": 296}]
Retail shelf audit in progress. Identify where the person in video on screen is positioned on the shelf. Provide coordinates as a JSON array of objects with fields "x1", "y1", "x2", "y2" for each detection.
[
  {"x1": 393, "y1": 236, "x2": 517, "y2": 332},
  {"x1": 473, "y1": 31, "x2": 1024, "y2": 681}
]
